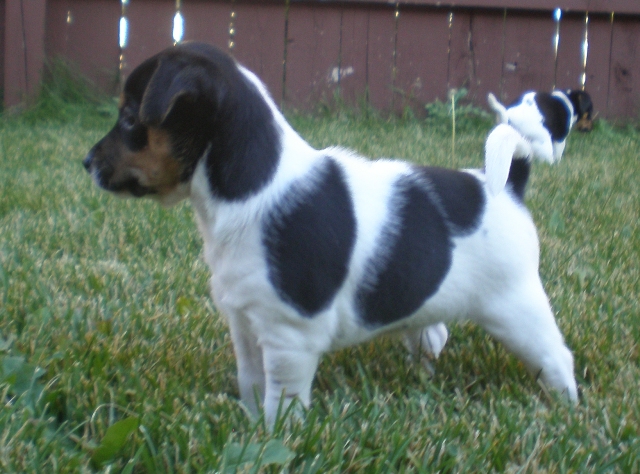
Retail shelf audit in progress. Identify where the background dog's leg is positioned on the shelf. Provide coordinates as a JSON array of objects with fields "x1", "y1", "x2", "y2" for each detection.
[
  {"x1": 262, "y1": 346, "x2": 320, "y2": 427},
  {"x1": 552, "y1": 140, "x2": 567, "y2": 161},
  {"x1": 403, "y1": 323, "x2": 449, "y2": 374},
  {"x1": 478, "y1": 280, "x2": 578, "y2": 401},
  {"x1": 531, "y1": 134, "x2": 555, "y2": 163},
  {"x1": 228, "y1": 317, "x2": 265, "y2": 417}
]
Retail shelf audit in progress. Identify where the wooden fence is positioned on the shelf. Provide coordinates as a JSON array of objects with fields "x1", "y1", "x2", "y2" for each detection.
[{"x1": 3, "y1": 0, "x2": 640, "y2": 119}]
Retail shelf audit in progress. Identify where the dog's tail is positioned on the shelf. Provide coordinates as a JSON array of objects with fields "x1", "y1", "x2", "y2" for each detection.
[
  {"x1": 487, "y1": 92, "x2": 509, "y2": 124},
  {"x1": 484, "y1": 123, "x2": 533, "y2": 197}
]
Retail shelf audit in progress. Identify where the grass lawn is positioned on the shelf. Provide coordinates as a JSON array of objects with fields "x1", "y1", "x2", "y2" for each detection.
[{"x1": 1, "y1": 94, "x2": 639, "y2": 472}]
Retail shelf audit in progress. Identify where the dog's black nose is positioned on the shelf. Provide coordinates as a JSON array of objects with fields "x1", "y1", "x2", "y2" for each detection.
[{"x1": 82, "y1": 151, "x2": 93, "y2": 171}]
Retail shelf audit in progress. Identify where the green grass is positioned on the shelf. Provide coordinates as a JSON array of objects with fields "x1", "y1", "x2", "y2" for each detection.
[{"x1": 1, "y1": 96, "x2": 639, "y2": 472}]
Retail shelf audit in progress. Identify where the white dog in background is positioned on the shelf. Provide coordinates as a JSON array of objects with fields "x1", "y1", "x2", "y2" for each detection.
[{"x1": 488, "y1": 89, "x2": 593, "y2": 163}]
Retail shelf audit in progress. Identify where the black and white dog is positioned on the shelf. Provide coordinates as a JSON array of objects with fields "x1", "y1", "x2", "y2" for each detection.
[
  {"x1": 83, "y1": 42, "x2": 577, "y2": 425},
  {"x1": 488, "y1": 90, "x2": 593, "y2": 163}
]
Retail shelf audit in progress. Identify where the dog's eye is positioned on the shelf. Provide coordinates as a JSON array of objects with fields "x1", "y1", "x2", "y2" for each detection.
[{"x1": 120, "y1": 111, "x2": 137, "y2": 131}]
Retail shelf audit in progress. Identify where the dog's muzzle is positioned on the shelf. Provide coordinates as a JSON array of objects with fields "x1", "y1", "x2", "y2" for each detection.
[{"x1": 83, "y1": 149, "x2": 155, "y2": 198}]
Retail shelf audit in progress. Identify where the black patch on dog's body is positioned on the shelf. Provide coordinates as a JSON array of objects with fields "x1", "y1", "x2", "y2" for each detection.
[
  {"x1": 419, "y1": 167, "x2": 485, "y2": 235},
  {"x1": 263, "y1": 158, "x2": 356, "y2": 316},
  {"x1": 356, "y1": 168, "x2": 484, "y2": 327},
  {"x1": 533, "y1": 93, "x2": 571, "y2": 141}
]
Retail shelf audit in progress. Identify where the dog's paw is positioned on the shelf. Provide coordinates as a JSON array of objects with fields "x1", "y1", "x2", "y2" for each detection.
[
  {"x1": 421, "y1": 323, "x2": 448, "y2": 358},
  {"x1": 403, "y1": 323, "x2": 449, "y2": 374}
]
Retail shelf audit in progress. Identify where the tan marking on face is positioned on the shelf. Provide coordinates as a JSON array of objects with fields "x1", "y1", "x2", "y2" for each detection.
[
  {"x1": 118, "y1": 128, "x2": 183, "y2": 196},
  {"x1": 118, "y1": 93, "x2": 125, "y2": 109}
]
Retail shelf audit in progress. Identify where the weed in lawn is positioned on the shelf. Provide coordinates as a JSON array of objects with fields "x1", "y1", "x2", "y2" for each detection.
[{"x1": 1, "y1": 79, "x2": 639, "y2": 471}]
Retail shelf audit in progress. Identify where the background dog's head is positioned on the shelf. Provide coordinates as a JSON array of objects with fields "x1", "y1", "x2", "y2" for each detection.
[
  {"x1": 566, "y1": 89, "x2": 594, "y2": 132},
  {"x1": 83, "y1": 43, "x2": 231, "y2": 204}
]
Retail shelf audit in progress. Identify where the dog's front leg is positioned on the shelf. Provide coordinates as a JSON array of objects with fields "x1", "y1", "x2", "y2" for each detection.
[
  {"x1": 261, "y1": 345, "x2": 320, "y2": 427},
  {"x1": 227, "y1": 316, "x2": 265, "y2": 417}
]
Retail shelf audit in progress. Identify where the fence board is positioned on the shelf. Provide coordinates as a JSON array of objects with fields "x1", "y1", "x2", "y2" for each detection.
[
  {"x1": 232, "y1": 2, "x2": 286, "y2": 104},
  {"x1": 608, "y1": 17, "x2": 640, "y2": 118},
  {"x1": 0, "y1": 0, "x2": 5, "y2": 96},
  {"x1": 366, "y1": 5, "x2": 396, "y2": 110},
  {"x1": 555, "y1": 13, "x2": 586, "y2": 92},
  {"x1": 339, "y1": 5, "x2": 369, "y2": 107},
  {"x1": 45, "y1": 0, "x2": 120, "y2": 94},
  {"x1": 124, "y1": 0, "x2": 175, "y2": 77},
  {"x1": 447, "y1": 10, "x2": 472, "y2": 94},
  {"x1": 285, "y1": 3, "x2": 341, "y2": 110},
  {"x1": 394, "y1": 6, "x2": 450, "y2": 113},
  {"x1": 500, "y1": 11, "x2": 556, "y2": 103},
  {"x1": 586, "y1": 15, "x2": 614, "y2": 117},
  {"x1": 468, "y1": 11, "x2": 504, "y2": 103},
  {"x1": 181, "y1": 0, "x2": 230, "y2": 51}
]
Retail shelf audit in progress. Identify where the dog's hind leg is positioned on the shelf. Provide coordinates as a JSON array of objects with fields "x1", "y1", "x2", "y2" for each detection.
[
  {"x1": 478, "y1": 279, "x2": 578, "y2": 402},
  {"x1": 403, "y1": 323, "x2": 449, "y2": 374},
  {"x1": 262, "y1": 345, "x2": 320, "y2": 427},
  {"x1": 228, "y1": 316, "x2": 266, "y2": 417}
]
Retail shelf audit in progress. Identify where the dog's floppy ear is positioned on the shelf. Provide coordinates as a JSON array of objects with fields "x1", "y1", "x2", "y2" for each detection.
[{"x1": 139, "y1": 59, "x2": 224, "y2": 126}]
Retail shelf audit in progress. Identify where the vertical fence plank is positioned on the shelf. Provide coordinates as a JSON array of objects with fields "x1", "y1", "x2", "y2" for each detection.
[
  {"x1": 608, "y1": 16, "x2": 640, "y2": 119},
  {"x1": 366, "y1": 4, "x2": 396, "y2": 110},
  {"x1": 4, "y1": 0, "x2": 46, "y2": 108},
  {"x1": 0, "y1": 0, "x2": 6, "y2": 97},
  {"x1": 232, "y1": 2, "x2": 286, "y2": 105},
  {"x1": 45, "y1": 0, "x2": 120, "y2": 94},
  {"x1": 585, "y1": 14, "x2": 614, "y2": 117},
  {"x1": 124, "y1": 0, "x2": 175, "y2": 77},
  {"x1": 394, "y1": 6, "x2": 449, "y2": 114},
  {"x1": 339, "y1": 5, "x2": 369, "y2": 107},
  {"x1": 555, "y1": 12, "x2": 586, "y2": 91},
  {"x1": 284, "y1": 2, "x2": 341, "y2": 110},
  {"x1": 467, "y1": 10, "x2": 504, "y2": 105},
  {"x1": 501, "y1": 11, "x2": 555, "y2": 103},
  {"x1": 447, "y1": 11, "x2": 472, "y2": 95},
  {"x1": 181, "y1": 0, "x2": 231, "y2": 51}
]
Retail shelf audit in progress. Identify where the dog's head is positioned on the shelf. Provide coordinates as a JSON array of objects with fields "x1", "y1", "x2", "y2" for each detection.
[
  {"x1": 83, "y1": 43, "x2": 232, "y2": 205},
  {"x1": 566, "y1": 89, "x2": 594, "y2": 132}
]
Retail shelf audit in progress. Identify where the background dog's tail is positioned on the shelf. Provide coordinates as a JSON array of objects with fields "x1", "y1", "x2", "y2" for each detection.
[
  {"x1": 484, "y1": 123, "x2": 533, "y2": 197},
  {"x1": 487, "y1": 93, "x2": 509, "y2": 124}
]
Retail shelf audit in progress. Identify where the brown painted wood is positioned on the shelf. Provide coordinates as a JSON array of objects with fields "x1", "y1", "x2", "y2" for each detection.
[
  {"x1": 4, "y1": 0, "x2": 640, "y2": 119},
  {"x1": 4, "y1": 0, "x2": 46, "y2": 108},
  {"x1": 334, "y1": 0, "x2": 640, "y2": 15},
  {"x1": 45, "y1": 0, "x2": 120, "y2": 94},
  {"x1": 366, "y1": 4, "x2": 396, "y2": 110},
  {"x1": 394, "y1": 6, "x2": 450, "y2": 114},
  {"x1": 447, "y1": 10, "x2": 473, "y2": 94},
  {"x1": 0, "y1": 0, "x2": 5, "y2": 97},
  {"x1": 339, "y1": 5, "x2": 370, "y2": 107},
  {"x1": 181, "y1": 0, "x2": 231, "y2": 50},
  {"x1": 124, "y1": 0, "x2": 175, "y2": 79},
  {"x1": 555, "y1": 12, "x2": 587, "y2": 92},
  {"x1": 284, "y1": 3, "x2": 341, "y2": 110},
  {"x1": 585, "y1": 14, "x2": 614, "y2": 117},
  {"x1": 467, "y1": 10, "x2": 503, "y2": 104},
  {"x1": 608, "y1": 16, "x2": 640, "y2": 118},
  {"x1": 233, "y1": 2, "x2": 286, "y2": 106},
  {"x1": 500, "y1": 11, "x2": 556, "y2": 103}
]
